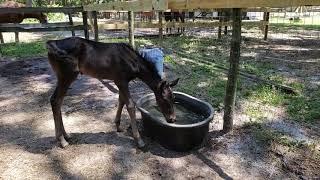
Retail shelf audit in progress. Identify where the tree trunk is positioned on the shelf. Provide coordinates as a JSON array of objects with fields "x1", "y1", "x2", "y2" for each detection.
[{"x1": 223, "y1": 8, "x2": 242, "y2": 133}]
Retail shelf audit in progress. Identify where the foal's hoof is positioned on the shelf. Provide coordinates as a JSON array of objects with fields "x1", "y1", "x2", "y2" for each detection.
[
  {"x1": 137, "y1": 139, "x2": 146, "y2": 149},
  {"x1": 57, "y1": 136, "x2": 69, "y2": 148},
  {"x1": 60, "y1": 140, "x2": 69, "y2": 148},
  {"x1": 116, "y1": 126, "x2": 124, "y2": 132}
]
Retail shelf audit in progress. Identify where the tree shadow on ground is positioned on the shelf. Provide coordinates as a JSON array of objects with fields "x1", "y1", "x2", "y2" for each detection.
[{"x1": 194, "y1": 151, "x2": 233, "y2": 180}]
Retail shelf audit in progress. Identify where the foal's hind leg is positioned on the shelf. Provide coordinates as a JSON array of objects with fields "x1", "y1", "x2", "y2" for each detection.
[
  {"x1": 50, "y1": 73, "x2": 78, "y2": 147},
  {"x1": 114, "y1": 94, "x2": 125, "y2": 132}
]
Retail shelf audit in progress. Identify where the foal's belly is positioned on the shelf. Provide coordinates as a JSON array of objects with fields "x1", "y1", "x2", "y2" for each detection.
[{"x1": 78, "y1": 62, "x2": 118, "y2": 80}]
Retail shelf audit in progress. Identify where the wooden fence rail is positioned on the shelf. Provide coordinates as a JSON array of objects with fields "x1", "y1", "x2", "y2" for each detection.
[
  {"x1": 0, "y1": 7, "x2": 88, "y2": 43},
  {"x1": 94, "y1": 20, "x2": 269, "y2": 30},
  {"x1": 0, "y1": 7, "x2": 83, "y2": 14}
]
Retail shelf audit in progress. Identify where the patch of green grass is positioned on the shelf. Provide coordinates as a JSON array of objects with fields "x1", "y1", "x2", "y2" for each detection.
[
  {"x1": 0, "y1": 41, "x2": 46, "y2": 58},
  {"x1": 176, "y1": 76, "x2": 226, "y2": 109},
  {"x1": 241, "y1": 61, "x2": 275, "y2": 77},
  {"x1": 245, "y1": 105, "x2": 265, "y2": 120},
  {"x1": 270, "y1": 23, "x2": 320, "y2": 33},
  {"x1": 101, "y1": 38, "x2": 128, "y2": 43},
  {"x1": 268, "y1": 74, "x2": 286, "y2": 84},
  {"x1": 207, "y1": 79, "x2": 226, "y2": 107},
  {"x1": 148, "y1": 35, "x2": 229, "y2": 64},
  {"x1": 246, "y1": 86, "x2": 286, "y2": 106},
  {"x1": 163, "y1": 53, "x2": 227, "y2": 109},
  {"x1": 286, "y1": 91, "x2": 320, "y2": 123},
  {"x1": 164, "y1": 55, "x2": 175, "y2": 64},
  {"x1": 146, "y1": 35, "x2": 319, "y2": 124},
  {"x1": 243, "y1": 85, "x2": 287, "y2": 119},
  {"x1": 288, "y1": 82, "x2": 304, "y2": 93},
  {"x1": 242, "y1": 63, "x2": 261, "y2": 75}
]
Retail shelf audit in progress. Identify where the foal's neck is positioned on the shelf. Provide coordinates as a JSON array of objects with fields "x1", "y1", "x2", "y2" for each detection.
[{"x1": 137, "y1": 59, "x2": 162, "y2": 92}]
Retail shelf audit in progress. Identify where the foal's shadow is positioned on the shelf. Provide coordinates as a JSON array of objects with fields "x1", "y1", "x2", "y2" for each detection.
[
  {"x1": 68, "y1": 131, "x2": 133, "y2": 146},
  {"x1": 27, "y1": 131, "x2": 134, "y2": 154}
]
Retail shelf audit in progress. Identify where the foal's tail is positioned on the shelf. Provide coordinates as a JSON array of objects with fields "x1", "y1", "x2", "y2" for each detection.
[
  {"x1": 46, "y1": 38, "x2": 80, "y2": 73},
  {"x1": 46, "y1": 40, "x2": 69, "y2": 57},
  {"x1": 46, "y1": 39, "x2": 79, "y2": 63},
  {"x1": 46, "y1": 38, "x2": 81, "y2": 75}
]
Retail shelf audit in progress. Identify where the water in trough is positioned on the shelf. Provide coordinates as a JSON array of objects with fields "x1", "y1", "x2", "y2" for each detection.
[{"x1": 144, "y1": 102, "x2": 205, "y2": 125}]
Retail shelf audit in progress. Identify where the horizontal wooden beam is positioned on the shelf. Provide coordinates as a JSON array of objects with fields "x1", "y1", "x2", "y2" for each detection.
[
  {"x1": 0, "y1": 25, "x2": 85, "y2": 32},
  {"x1": 84, "y1": 0, "x2": 167, "y2": 12},
  {"x1": 97, "y1": 20, "x2": 268, "y2": 30},
  {"x1": 168, "y1": 0, "x2": 320, "y2": 9},
  {"x1": 0, "y1": 7, "x2": 83, "y2": 14},
  {"x1": 0, "y1": 22, "x2": 72, "y2": 28}
]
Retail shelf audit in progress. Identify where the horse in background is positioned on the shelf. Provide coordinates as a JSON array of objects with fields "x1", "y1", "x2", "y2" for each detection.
[
  {"x1": 0, "y1": 1, "x2": 48, "y2": 24},
  {"x1": 0, "y1": 1, "x2": 48, "y2": 43},
  {"x1": 163, "y1": 11, "x2": 185, "y2": 34},
  {"x1": 140, "y1": 11, "x2": 154, "y2": 22}
]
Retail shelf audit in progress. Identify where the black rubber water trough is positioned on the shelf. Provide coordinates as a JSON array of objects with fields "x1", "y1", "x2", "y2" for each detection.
[{"x1": 137, "y1": 92, "x2": 214, "y2": 152}]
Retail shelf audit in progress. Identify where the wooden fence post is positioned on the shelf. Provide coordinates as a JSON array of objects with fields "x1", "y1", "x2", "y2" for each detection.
[
  {"x1": 218, "y1": 11, "x2": 222, "y2": 39},
  {"x1": 82, "y1": 11, "x2": 89, "y2": 39},
  {"x1": 263, "y1": 11, "x2": 270, "y2": 40},
  {"x1": 92, "y1": 11, "x2": 99, "y2": 41},
  {"x1": 224, "y1": 25, "x2": 228, "y2": 35},
  {"x1": 128, "y1": 11, "x2": 135, "y2": 48},
  {"x1": 0, "y1": 32, "x2": 4, "y2": 43},
  {"x1": 223, "y1": 8, "x2": 242, "y2": 133},
  {"x1": 14, "y1": 31, "x2": 19, "y2": 42},
  {"x1": 68, "y1": 13, "x2": 75, "y2": 36},
  {"x1": 159, "y1": 11, "x2": 163, "y2": 39},
  {"x1": 88, "y1": 11, "x2": 94, "y2": 30}
]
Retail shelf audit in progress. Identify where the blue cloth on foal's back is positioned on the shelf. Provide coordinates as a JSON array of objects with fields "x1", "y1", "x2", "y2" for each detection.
[{"x1": 139, "y1": 48, "x2": 164, "y2": 78}]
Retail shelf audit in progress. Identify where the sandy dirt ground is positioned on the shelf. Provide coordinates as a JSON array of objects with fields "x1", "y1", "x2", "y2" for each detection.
[
  {"x1": 0, "y1": 56, "x2": 317, "y2": 180},
  {"x1": 0, "y1": 27, "x2": 319, "y2": 179}
]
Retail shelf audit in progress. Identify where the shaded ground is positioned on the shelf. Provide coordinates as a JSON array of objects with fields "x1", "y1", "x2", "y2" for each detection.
[{"x1": 0, "y1": 24, "x2": 319, "y2": 179}]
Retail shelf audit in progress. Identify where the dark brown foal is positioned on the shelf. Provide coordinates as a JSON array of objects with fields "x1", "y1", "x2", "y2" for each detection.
[{"x1": 46, "y1": 37, "x2": 179, "y2": 148}]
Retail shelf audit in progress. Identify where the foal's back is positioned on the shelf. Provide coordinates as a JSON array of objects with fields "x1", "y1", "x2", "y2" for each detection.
[{"x1": 47, "y1": 37, "x2": 142, "y2": 81}]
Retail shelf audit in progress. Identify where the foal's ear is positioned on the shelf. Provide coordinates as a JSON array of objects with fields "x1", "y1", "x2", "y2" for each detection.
[
  {"x1": 158, "y1": 80, "x2": 167, "y2": 91},
  {"x1": 169, "y1": 78, "x2": 179, "y2": 87}
]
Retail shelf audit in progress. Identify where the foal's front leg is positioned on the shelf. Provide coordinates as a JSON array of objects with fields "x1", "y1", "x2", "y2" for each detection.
[
  {"x1": 114, "y1": 94, "x2": 125, "y2": 132},
  {"x1": 117, "y1": 83, "x2": 145, "y2": 148}
]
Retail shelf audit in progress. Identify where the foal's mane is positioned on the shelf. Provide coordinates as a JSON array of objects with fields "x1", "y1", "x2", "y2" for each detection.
[{"x1": 120, "y1": 43, "x2": 162, "y2": 80}]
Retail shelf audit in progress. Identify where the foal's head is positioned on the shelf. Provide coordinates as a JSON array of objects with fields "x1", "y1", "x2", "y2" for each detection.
[{"x1": 154, "y1": 78, "x2": 179, "y2": 123}]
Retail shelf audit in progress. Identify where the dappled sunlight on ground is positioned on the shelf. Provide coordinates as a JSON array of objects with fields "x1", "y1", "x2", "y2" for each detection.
[{"x1": 0, "y1": 145, "x2": 59, "y2": 179}]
